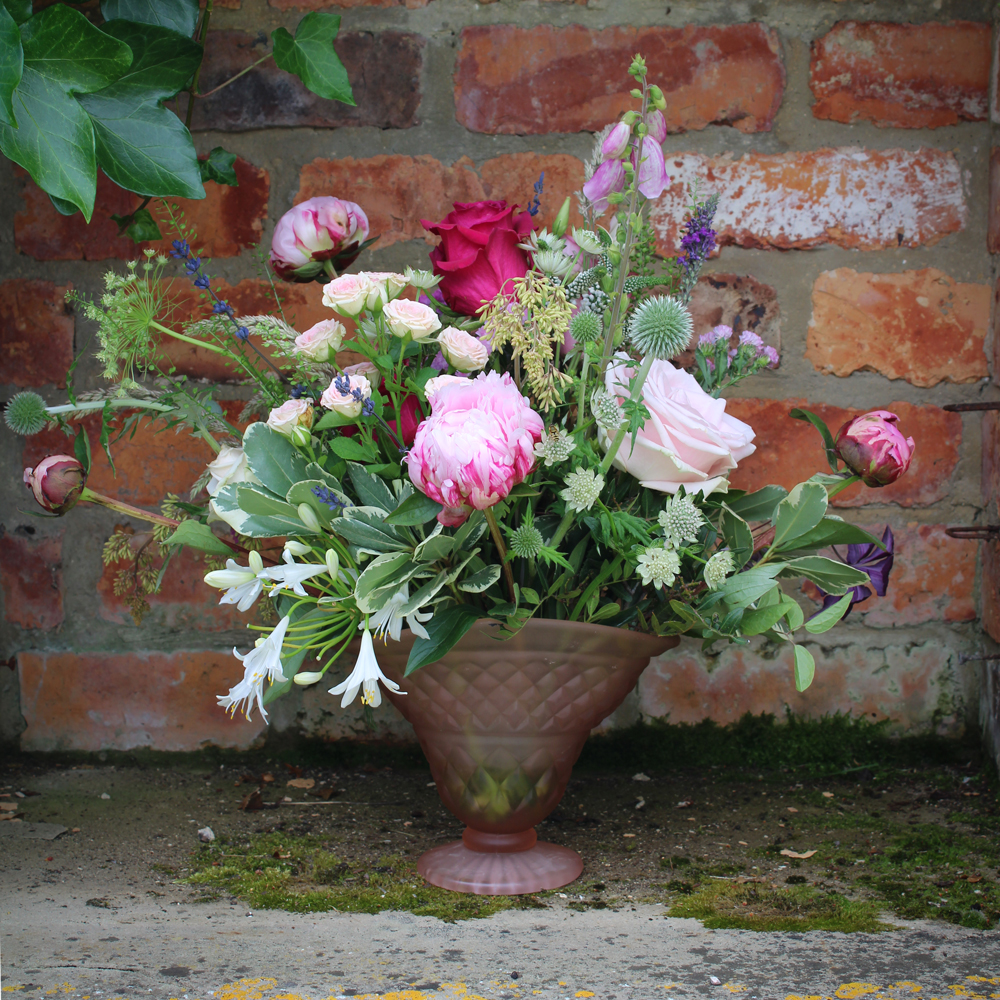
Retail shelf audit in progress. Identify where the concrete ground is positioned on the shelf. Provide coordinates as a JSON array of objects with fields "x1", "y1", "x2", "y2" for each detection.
[{"x1": 1, "y1": 760, "x2": 998, "y2": 1000}]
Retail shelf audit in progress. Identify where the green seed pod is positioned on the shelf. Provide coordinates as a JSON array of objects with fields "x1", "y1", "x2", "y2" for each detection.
[
  {"x1": 627, "y1": 295, "x2": 694, "y2": 361},
  {"x1": 649, "y1": 85, "x2": 666, "y2": 110},
  {"x1": 570, "y1": 311, "x2": 603, "y2": 345},
  {"x1": 4, "y1": 391, "x2": 48, "y2": 436}
]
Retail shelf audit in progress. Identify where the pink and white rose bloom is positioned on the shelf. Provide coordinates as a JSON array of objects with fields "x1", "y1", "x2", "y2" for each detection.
[
  {"x1": 322, "y1": 273, "x2": 375, "y2": 317},
  {"x1": 383, "y1": 299, "x2": 442, "y2": 341},
  {"x1": 267, "y1": 399, "x2": 314, "y2": 438},
  {"x1": 599, "y1": 354, "x2": 755, "y2": 495},
  {"x1": 320, "y1": 373, "x2": 372, "y2": 419},
  {"x1": 359, "y1": 271, "x2": 408, "y2": 303},
  {"x1": 437, "y1": 327, "x2": 489, "y2": 372},
  {"x1": 407, "y1": 371, "x2": 544, "y2": 525},
  {"x1": 270, "y1": 197, "x2": 369, "y2": 282},
  {"x1": 294, "y1": 319, "x2": 345, "y2": 363}
]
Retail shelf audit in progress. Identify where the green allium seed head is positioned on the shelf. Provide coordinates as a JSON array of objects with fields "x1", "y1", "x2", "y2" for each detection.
[
  {"x1": 628, "y1": 295, "x2": 694, "y2": 360},
  {"x1": 570, "y1": 311, "x2": 603, "y2": 345},
  {"x1": 4, "y1": 391, "x2": 48, "y2": 436}
]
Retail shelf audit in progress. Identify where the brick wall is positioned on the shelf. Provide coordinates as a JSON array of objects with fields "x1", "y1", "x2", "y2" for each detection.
[{"x1": 0, "y1": 0, "x2": 996, "y2": 761}]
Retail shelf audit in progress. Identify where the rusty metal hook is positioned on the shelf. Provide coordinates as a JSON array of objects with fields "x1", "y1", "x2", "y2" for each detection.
[{"x1": 945, "y1": 526, "x2": 1000, "y2": 540}]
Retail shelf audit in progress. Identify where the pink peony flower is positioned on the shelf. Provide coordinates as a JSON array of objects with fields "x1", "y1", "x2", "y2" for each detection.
[
  {"x1": 582, "y1": 159, "x2": 626, "y2": 216},
  {"x1": 600, "y1": 354, "x2": 756, "y2": 495},
  {"x1": 270, "y1": 197, "x2": 369, "y2": 282},
  {"x1": 407, "y1": 371, "x2": 544, "y2": 525},
  {"x1": 23, "y1": 454, "x2": 86, "y2": 514},
  {"x1": 834, "y1": 411, "x2": 914, "y2": 487},
  {"x1": 422, "y1": 201, "x2": 534, "y2": 318}
]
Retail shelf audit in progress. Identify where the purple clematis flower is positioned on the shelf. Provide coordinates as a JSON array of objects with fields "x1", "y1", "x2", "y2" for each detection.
[{"x1": 818, "y1": 526, "x2": 894, "y2": 617}]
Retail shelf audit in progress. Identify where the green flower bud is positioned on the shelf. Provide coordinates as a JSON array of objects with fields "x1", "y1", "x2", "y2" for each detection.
[
  {"x1": 552, "y1": 196, "x2": 571, "y2": 238},
  {"x1": 649, "y1": 85, "x2": 666, "y2": 110}
]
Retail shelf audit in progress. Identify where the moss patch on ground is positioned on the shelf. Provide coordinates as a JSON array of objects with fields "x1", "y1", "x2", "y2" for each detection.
[{"x1": 183, "y1": 832, "x2": 542, "y2": 922}]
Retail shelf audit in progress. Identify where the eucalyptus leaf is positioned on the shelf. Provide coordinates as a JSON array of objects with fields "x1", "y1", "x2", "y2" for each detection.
[
  {"x1": 271, "y1": 11, "x2": 354, "y2": 104},
  {"x1": 163, "y1": 518, "x2": 235, "y2": 556},
  {"x1": 0, "y1": 5, "x2": 21, "y2": 127},
  {"x1": 803, "y1": 592, "x2": 853, "y2": 634},
  {"x1": 100, "y1": 0, "x2": 199, "y2": 38},
  {"x1": 404, "y1": 605, "x2": 482, "y2": 675},
  {"x1": 771, "y1": 482, "x2": 828, "y2": 550},
  {"x1": 793, "y1": 644, "x2": 816, "y2": 692},
  {"x1": 457, "y1": 564, "x2": 502, "y2": 594}
]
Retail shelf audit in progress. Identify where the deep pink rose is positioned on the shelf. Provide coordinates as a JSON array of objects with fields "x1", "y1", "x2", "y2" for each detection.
[
  {"x1": 422, "y1": 201, "x2": 534, "y2": 317},
  {"x1": 23, "y1": 454, "x2": 86, "y2": 514},
  {"x1": 835, "y1": 411, "x2": 914, "y2": 487},
  {"x1": 600, "y1": 355, "x2": 756, "y2": 495},
  {"x1": 407, "y1": 371, "x2": 544, "y2": 525},
  {"x1": 270, "y1": 197, "x2": 370, "y2": 282}
]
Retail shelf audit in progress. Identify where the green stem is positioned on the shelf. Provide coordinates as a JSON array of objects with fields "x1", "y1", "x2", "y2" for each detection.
[
  {"x1": 575, "y1": 347, "x2": 590, "y2": 429},
  {"x1": 79, "y1": 487, "x2": 180, "y2": 528},
  {"x1": 826, "y1": 473, "x2": 862, "y2": 499},
  {"x1": 185, "y1": 0, "x2": 213, "y2": 129},
  {"x1": 45, "y1": 398, "x2": 173, "y2": 417},
  {"x1": 196, "y1": 51, "x2": 273, "y2": 99},
  {"x1": 484, "y1": 506, "x2": 516, "y2": 603},
  {"x1": 149, "y1": 320, "x2": 231, "y2": 356},
  {"x1": 599, "y1": 353, "x2": 654, "y2": 474}
]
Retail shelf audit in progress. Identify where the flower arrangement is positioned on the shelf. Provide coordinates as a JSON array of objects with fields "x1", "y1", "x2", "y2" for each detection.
[{"x1": 6, "y1": 56, "x2": 914, "y2": 724}]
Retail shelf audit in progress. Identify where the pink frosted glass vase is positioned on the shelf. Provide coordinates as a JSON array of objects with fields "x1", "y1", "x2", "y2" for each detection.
[{"x1": 377, "y1": 619, "x2": 677, "y2": 896}]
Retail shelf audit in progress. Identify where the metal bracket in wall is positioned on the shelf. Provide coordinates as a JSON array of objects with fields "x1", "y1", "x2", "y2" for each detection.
[
  {"x1": 945, "y1": 526, "x2": 1000, "y2": 540},
  {"x1": 942, "y1": 402, "x2": 1000, "y2": 412}
]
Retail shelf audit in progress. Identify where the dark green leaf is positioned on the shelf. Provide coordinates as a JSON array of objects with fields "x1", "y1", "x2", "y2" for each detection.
[
  {"x1": 110, "y1": 206, "x2": 162, "y2": 241},
  {"x1": 384, "y1": 491, "x2": 443, "y2": 527},
  {"x1": 457, "y1": 564, "x2": 501, "y2": 594},
  {"x1": 778, "y1": 555, "x2": 870, "y2": 595},
  {"x1": 740, "y1": 598, "x2": 788, "y2": 636},
  {"x1": 725, "y1": 484, "x2": 787, "y2": 522},
  {"x1": 803, "y1": 592, "x2": 852, "y2": 634},
  {"x1": 330, "y1": 436, "x2": 378, "y2": 463},
  {"x1": 200, "y1": 145, "x2": 238, "y2": 186},
  {"x1": 100, "y1": 0, "x2": 199, "y2": 38},
  {"x1": 242, "y1": 423, "x2": 310, "y2": 498},
  {"x1": 163, "y1": 518, "x2": 235, "y2": 556},
  {"x1": 3, "y1": 0, "x2": 32, "y2": 25},
  {"x1": 313, "y1": 409, "x2": 358, "y2": 431},
  {"x1": 720, "y1": 505, "x2": 753, "y2": 568},
  {"x1": 354, "y1": 552, "x2": 414, "y2": 612},
  {"x1": 405, "y1": 606, "x2": 483, "y2": 676},
  {"x1": 271, "y1": 12, "x2": 355, "y2": 105},
  {"x1": 790, "y1": 408, "x2": 840, "y2": 472},
  {"x1": 98, "y1": 20, "x2": 203, "y2": 97},
  {"x1": 774, "y1": 517, "x2": 884, "y2": 555},
  {"x1": 793, "y1": 644, "x2": 816, "y2": 692},
  {"x1": 770, "y1": 482, "x2": 828, "y2": 550},
  {"x1": 73, "y1": 425, "x2": 91, "y2": 474},
  {"x1": 0, "y1": 4, "x2": 21, "y2": 127},
  {"x1": 48, "y1": 192, "x2": 80, "y2": 215}
]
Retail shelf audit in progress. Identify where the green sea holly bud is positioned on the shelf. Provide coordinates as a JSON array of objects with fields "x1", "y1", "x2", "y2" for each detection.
[{"x1": 552, "y1": 197, "x2": 571, "y2": 237}]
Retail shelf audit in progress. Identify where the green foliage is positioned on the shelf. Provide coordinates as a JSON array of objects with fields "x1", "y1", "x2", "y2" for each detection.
[
  {"x1": 272, "y1": 12, "x2": 354, "y2": 105},
  {"x1": 405, "y1": 605, "x2": 482, "y2": 675},
  {"x1": 199, "y1": 146, "x2": 238, "y2": 186},
  {"x1": 163, "y1": 519, "x2": 234, "y2": 557},
  {"x1": 0, "y1": 5, "x2": 21, "y2": 127},
  {"x1": 101, "y1": 0, "x2": 199, "y2": 37}
]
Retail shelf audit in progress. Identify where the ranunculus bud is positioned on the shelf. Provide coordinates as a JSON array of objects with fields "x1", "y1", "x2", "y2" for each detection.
[
  {"x1": 23, "y1": 454, "x2": 86, "y2": 514},
  {"x1": 438, "y1": 327, "x2": 489, "y2": 372},
  {"x1": 270, "y1": 197, "x2": 370, "y2": 282},
  {"x1": 294, "y1": 319, "x2": 345, "y2": 363},
  {"x1": 834, "y1": 410, "x2": 915, "y2": 487},
  {"x1": 601, "y1": 121, "x2": 632, "y2": 161}
]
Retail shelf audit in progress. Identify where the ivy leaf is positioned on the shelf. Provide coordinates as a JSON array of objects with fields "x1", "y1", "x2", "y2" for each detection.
[
  {"x1": 0, "y1": 4, "x2": 22, "y2": 128},
  {"x1": 271, "y1": 12, "x2": 355, "y2": 105},
  {"x1": 2, "y1": 0, "x2": 31, "y2": 25},
  {"x1": 199, "y1": 145, "x2": 238, "y2": 186},
  {"x1": 100, "y1": 0, "x2": 199, "y2": 39},
  {"x1": 78, "y1": 21, "x2": 204, "y2": 199},
  {"x1": 0, "y1": 5, "x2": 133, "y2": 219},
  {"x1": 110, "y1": 206, "x2": 162, "y2": 240}
]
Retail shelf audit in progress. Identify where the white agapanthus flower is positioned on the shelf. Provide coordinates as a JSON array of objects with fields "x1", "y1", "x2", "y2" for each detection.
[
  {"x1": 571, "y1": 227, "x2": 604, "y2": 255},
  {"x1": 369, "y1": 584, "x2": 433, "y2": 642},
  {"x1": 217, "y1": 615, "x2": 290, "y2": 722},
  {"x1": 704, "y1": 550, "x2": 736, "y2": 590},
  {"x1": 636, "y1": 545, "x2": 681, "y2": 589},
  {"x1": 204, "y1": 551, "x2": 266, "y2": 612},
  {"x1": 262, "y1": 549, "x2": 328, "y2": 597},
  {"x1": 328, "y1": 627, "x2": 404, "y2": 708},
  {"x1": 657, "y1": 494, "x2": 705, "y2": 547},
  {"x1": 560, "y1": 467, "x2": 605, "y2": 513}
]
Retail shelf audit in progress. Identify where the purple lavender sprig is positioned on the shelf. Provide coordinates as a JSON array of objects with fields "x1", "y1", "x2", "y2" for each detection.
[{"x1": 676, "y1": 194, "x2": 719, "y2": 305}]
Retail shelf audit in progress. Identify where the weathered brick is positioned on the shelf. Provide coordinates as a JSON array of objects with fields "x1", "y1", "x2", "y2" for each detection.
[
  {"x1": 982, "y1": 539, "x2": 1000, "y2": 644},
  {"x1": 478, "y1": 153, "x2": 586, "y2": 233},
  {"x1": 649, "y1": 148, "x2": 965, "y2": 253},
  {"x1": 0, "y1": 280, "x2": 74, "y2": 387},
  {"x1": 454, "y1": 24, "x2": 784, "y2": 135},
  {"x1": 0, "y1": 530, "x2": 63, "y2": 631},
  {"x1": 806, "y1": 268, "x2": 989, "y2": 388},
  {"x1": 688, "y1": 272, "x2": 780, "y2": 353},
  {"x1": 810, "y1": 21, "x2": 989, "y2": 128},
  {"x1": 14, "y1": 158, "x2": 268, "y2": 261},
  {"x1": 984, "y1": 410, "x2": 1000, "y2": 517},
  {"x1": 190, "y1": 31, "x2": 422, "y2": 131},
  {"x1": 639, "y1": 638, "x2": 962, "y2": 731},
  {"x1": 725, "y1": 399, "x2": 960, "y2": 508},
  {"x1": 269, "y1": 0, "x2": 429, "y2": 6},
  {"x1": 990, "y1": 148, "x2": 1000, "y2": 253},
  {"x1": 296, "y1": 155, "x2": 485, "y2": 249},
  {"x1": 17, "y1": 650, "x2": 265, "y2": 751}
]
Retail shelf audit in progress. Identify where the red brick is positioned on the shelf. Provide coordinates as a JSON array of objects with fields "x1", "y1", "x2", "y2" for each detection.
[
  {"x1": 726, "y1": 398, "x2": 960, "y2": 508},
  {"x1": 688, "y1": 272, "x2": 780, "y2": 354},
  {"x1": 984, "y1": 410, "x2": 1000, "y2": 517},
  {"x1": 650, "y1": 148, "x2": 965, "y2": 253},
  {"x1": 454, "y1": 24, "x2": 784, "y2": 135},
  {"x1": 810, "y1": 21, "x2": 989, "y2": 128},
  {"x1": 806, "y1": 268, "x2": 989, "y2": 388},
  {"x1": 639, "y1": 637, "x2": 957, "y2": 730},
  {"x1": 296, "y1": 155, "x2": 485, "y2": 249},
  {"x1": 990, "y1": 148, "x2": 1000, "y2": 253},
  {"x1": 0, "y1": 280, "x2": 74, "y2": 387},
  {"x1": 478, "y1": 153, "x2": 587, "y2": 233},
  {"x1": 17, "y1": 650, "x2": 266, "y2": 751},
  {"x1": 0, "y1": 531, "x2": 63, "y2": 631},
  {"x1": 189, "y1": 31, "x2": 422, "y2": 131},
  {"x1": 14, "y1": 158, "x2": 268, "y2": 261}
]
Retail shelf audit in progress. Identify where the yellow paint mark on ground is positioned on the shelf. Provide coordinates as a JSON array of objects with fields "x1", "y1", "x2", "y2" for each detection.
[
  {"x1": 724, "y1": 986, "x2": 748, "y2": 994},
  {"x1": 575, "y1": 992, "x2": 596, "y2": 998},
  {"x1": 217, "y1": 980, "x2": 280, "y2": 1000},
  {"x1": 837, "y1": 988, "x2": 882, "y2": 1000}
]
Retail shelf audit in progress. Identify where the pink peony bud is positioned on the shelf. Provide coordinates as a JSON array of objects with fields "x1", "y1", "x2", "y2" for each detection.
[
  {"x1": 646, "y1": 110, "x2": 668, "y2": 144},
  {"x1": 270, "y1": 197, "x2": 370, "y2": 282},
  {"x1": 23, "y1": 455, "x2": 86, "y2": 514},
  {"x1": 582, "y1": 159, "x2": 627, "y2": 216},
  {"x1": 601, "y1": 121, "x2": 632, "y2": 161},
  {"x1": 834, "y1": 410, "x2": 915, "y2": 487}
]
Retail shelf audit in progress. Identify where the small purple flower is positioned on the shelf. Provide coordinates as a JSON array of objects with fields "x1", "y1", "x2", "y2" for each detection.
[
  {"x1": 738, "y1": 331, "x2": 764, "y2": 351},
  {"x1": 290, "y1": 383, "x2": 310, "y2": 399},
  {"x1": 235, "y1": 326, "x2": 250, "y2": 342},
  {"x1": 362, "y1": 398, "x2": 375, "y2": 417},
  {"x1": 312, "y1": 485, "x2": 346, "y2": 511},
  {"x1": 184, "y1": 257, "x2": 201, "y2": 274},
  {"x1": 193, "y1": 274, "x2": 211, "y2": 290},
  {"x1": 698, "y1": 325, "x2": 732, "y2": 347},
  {"x1": 816, "y1": 526, "x2": 894, "y2": 617},
  {"x1": 213, "y1": 300, "x2": 235, "y2": 316},
  {"x1": 171, "y1": 239, "x2": 190, "y2": 259},
  {"x1": 527, "y1": 172, "x2": 544, "y2": 217},
  {"x1": 763, "y1": 345, "x2": 780, "y2": 368}
]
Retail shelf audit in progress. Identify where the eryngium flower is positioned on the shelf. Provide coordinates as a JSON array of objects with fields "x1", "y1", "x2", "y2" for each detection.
[
  {"x1": 4, "y1": 391, "x2": 48, "y2": 435},
  {"x1": 628, "y1": 296, "x2": 693, "y2": 360},
  {"x1": 570, "y1": 311, "x2": 602, "y2": 345},
  {"x1": 509, "y1": 520, "x2": 544, "y2": 559}
]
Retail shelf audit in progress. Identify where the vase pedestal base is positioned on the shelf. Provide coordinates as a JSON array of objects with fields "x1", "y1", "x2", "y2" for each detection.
[{"x1": 417, "y1": 827, "x2": 583, "y2": 895}]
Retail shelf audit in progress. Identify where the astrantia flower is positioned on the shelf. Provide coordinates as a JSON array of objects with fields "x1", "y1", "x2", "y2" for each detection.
[
  {"x1": 204, "y1": 551, "x2": 266, "y2": 612},
  {"x1": 590, "y1": 388, "x2": 623, "y2": 431},
  {"x1": 328, "y1": 627, "x2": 404, "y2": 708},
  {"x1": 703, "y1": 550, "x2": 736, "y2": 590},
  {"x1": 628, "y1": 296, "x2": 693, "y2": 361},
  {"x1": 636, "y1": 546, "x2": 681, "y2": 589},
  {"x1": 560, "y1": 468, "x2": 604, "y2": 513},
  {"x1": 534, "y1": 427, "x2": 576, "y2": 468},
  {"x1": 218, "y1": 615, "x2": 290, "y2": 722},
  {"x1": 657, "y1": 494, "x2": 704, "y2": 547},
  {"x1": 369, "y1": 584, "x2": 432, "y2": 643},
  {"x1": 262, "y1": 549, "x2": 328, "y2": 597}
]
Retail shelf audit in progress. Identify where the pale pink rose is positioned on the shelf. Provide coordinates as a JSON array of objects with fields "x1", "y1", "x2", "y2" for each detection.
[
  {"x1": 320, "y1": 373, "x2": 372, "y2": 419},
  {"x1": 424, "y1": 373, "x2": 468, "y2": 403},
  {"x1": 834, "y1": 410, "x2": 914, "y2": 487},
  {"x1": 383, "y1": 299, "x2": 442, "y2": 341},
  {"x1": 600, "y1": 354, "x2": 755, "y2": 495},
  {"x1": 270, "y1": 197, "x2": 369, "y2": 282},
  {"x1": 407, "y1": 371, "x2": 544, "y2": 525},
  {"x1": 294, "y1": 319, "x2": 345, "y2": 363},
  {"x1": 343, "y1": 360, "x2": 380, "y2": 379},
  {"x1": 322, "y1": 274, "x2": 374, "y2": 317},
  {"x1": 437, "y1": 327, "x2": 489, "y2": 372},
  {"x1": 359, "y1": 271, "x2": 408, "y2": 302},
  {"x1": 205, "y1": 445, "x2": 258, "y2": 497},
  {"x1": 267, "y1": 399, "x2": 314, "y2": 437}
]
